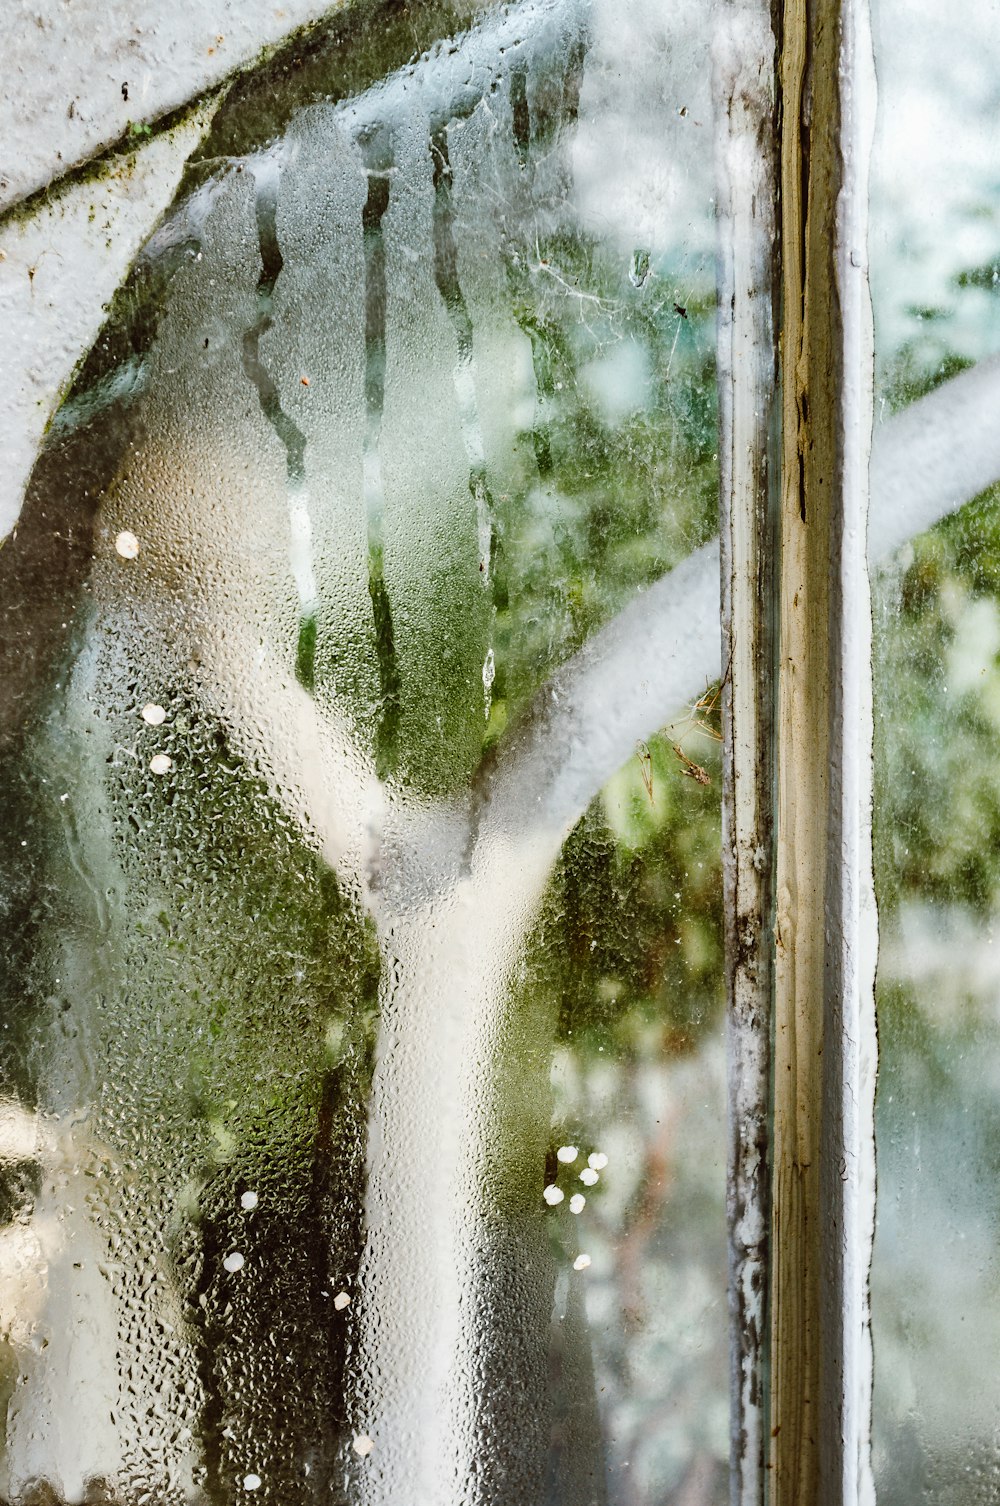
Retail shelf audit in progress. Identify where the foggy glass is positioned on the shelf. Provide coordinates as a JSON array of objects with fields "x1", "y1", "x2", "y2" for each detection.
[
  {"x1": 0, "y1": 2, "x2": 727, "y2": 1503},
  {"x1": 870, "y1": 0, "x2": 1000, "y2": 1499}
]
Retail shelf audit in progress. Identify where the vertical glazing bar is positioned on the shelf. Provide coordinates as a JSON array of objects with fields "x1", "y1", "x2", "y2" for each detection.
[
  {"x1": 770, "y1": 0, "x2": 877, "y2": 1503},
  {"x1": 818, "y1": 2, "x2": 878, "y2": 1500},
  {"x1": 714, "y1": 6, "x2": 779, "y2": 1504},
  {"x1": 718, "y1": 0, "x2": 877, "y2": 1502}
]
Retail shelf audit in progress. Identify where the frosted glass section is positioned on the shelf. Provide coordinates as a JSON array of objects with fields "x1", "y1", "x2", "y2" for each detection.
[
  {"x1": 0, "y1": 1, "x2": 725, "y2": 1502},
  {"x1": 870, "y1": 1, "x2": 1000, "y2": 1499}
]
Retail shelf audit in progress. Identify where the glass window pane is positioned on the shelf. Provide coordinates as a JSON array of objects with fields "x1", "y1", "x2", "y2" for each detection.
[
  {"x1": 870, "y1": 0, "x2": 1000, "y2": 1498},
  {"x1": 0, "y1": 2, "x2": 728, "y2": 1502}
]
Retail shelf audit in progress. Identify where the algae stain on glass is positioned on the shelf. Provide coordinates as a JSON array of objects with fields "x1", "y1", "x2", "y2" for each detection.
[{"x1": 0, "y1": 0, "x2": 726, "y2": 1502}]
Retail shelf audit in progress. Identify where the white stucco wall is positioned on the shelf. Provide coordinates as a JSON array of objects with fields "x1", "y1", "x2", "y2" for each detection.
[
  {"x1": 3, "y1": 0, "x2": 343, "y2": 213},
  {"x1": 1, "y1": 0, "x2": 342, "y2": 540}
]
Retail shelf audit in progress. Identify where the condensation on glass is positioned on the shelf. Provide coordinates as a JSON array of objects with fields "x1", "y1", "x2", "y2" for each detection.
[
  {"x1": 0, "y1": 2, "x2": 728, "y2": 1502},
  {"x1": 869, "y1": 1, "x2": 1000, "y2": 1501}
]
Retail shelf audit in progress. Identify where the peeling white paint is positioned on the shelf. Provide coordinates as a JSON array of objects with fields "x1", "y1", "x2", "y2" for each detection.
[{"x1": 713, "y1": 6, "x2": 777, "y2": 1499}]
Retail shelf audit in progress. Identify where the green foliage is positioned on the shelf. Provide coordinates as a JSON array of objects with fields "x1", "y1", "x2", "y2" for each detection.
[
  {"x1": 529, "y1": 723, "x2": 724, "y2": 1060},
  {"x1": 875, "y1": 485, "x2": 1000, "y2": 916},
  {"x1": 491, "y1": 230, "x2": 718, "y2": 741},
  {"x1": 484, "y1": 215, "x2": 724, "y2": 1065}
]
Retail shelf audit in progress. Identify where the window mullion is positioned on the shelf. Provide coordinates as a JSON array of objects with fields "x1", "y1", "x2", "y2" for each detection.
[
  {"x1": 719, "y1": 1, "x2": 878, "y2": 1503},
  {"x1": 715, "y1": 4, "x2": 780, "y2": 1503}
]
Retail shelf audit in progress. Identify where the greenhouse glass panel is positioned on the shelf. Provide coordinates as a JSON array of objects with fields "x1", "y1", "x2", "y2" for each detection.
[
  {"x1": 0, "y1": 2, "x2": 728, "y2": 1502},
  {"x1": 870, "y1": 0, "x2": 1000, "y2": 1500}
]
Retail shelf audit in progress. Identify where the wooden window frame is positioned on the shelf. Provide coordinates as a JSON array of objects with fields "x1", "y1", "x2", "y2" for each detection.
[{"x1": 716, "y1": 3, "x2": 878, "y2": 1503}]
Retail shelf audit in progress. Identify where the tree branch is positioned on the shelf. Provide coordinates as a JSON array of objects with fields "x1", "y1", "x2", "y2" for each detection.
[
  {"x1": 868, "y1": 354, "x2": 1000, "y2": 560},
  {"x1": 195, "y1": 619, "x2": 383, "y2": 892},
  {"x1": 202, "y1": 356, "x2": 1000, "y2": 899},
  {"x1": 483, "y1": 356, "x2": 1000, "y2": 860},
  {"x1": 474, "y1": 541, "x2": 720, "y2": 858}
]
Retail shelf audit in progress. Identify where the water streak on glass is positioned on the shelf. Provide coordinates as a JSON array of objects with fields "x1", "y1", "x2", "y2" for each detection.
[{"x1": 0, "y1": 1, "x2": 726, "y2": 1501}]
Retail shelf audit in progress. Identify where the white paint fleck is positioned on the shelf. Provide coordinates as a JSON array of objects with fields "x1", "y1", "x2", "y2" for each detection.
[
  {"x1": 588, "y1": 1152, "x2": 608, "y2": 1170},
  {"x1": 333, "y1": 1291, "x2": 350, "y2": 1311},
  {"x1": 141, "y1": 703, "x2": 166, "y2": 726},
  {"x1": 556, "y1": 1145, "x2": 578, "y2": 1163},
  {"x1": 579, "y1": 1168, "x2": 599, "y2": 1186},
  {"x1": 114, "y1": 530, "x2": 140, "y2": 559},
  {"x1": 353, "y1": 1433, "x2": 375, "y2": 1458},
  {"x1": 543, "y1": 1184, "x2": 564, "y2": 1206},
  {"x1": 569, "y1": 1193, "x2": 586, "y2": 1214},
  {"x1": 149, "y1": 753, "x2": 172, "y2": 775},
  {"x1": 243, "y1": 1475, "x2": 262, "y2": 1492},
  {"x1": 240, "y1": 1191, "x2": 258, "y2": 1211},
  {"x1": 573, "y1": 1253, "x2": 592, "y2": 1271},
  {"x1": 223, "y1": 1251, "x2": 245, "y2": 1273}
]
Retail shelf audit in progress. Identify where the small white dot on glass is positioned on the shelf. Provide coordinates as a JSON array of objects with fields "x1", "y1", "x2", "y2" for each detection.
[{"x1": 240, "y1": 1191, "x2": 258, "y2": 1210}]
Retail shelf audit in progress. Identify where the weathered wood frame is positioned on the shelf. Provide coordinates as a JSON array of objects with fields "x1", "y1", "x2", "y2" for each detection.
[{"x1": 717, "y1": 1, "x2": 878, "y2": 1502}]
